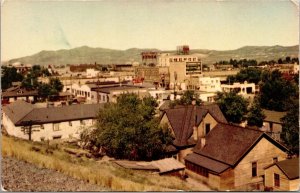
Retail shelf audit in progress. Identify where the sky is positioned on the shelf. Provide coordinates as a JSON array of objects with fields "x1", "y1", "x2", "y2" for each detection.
[{"x1": 1, "y1": 0, "x2": 299, "y2": 61}]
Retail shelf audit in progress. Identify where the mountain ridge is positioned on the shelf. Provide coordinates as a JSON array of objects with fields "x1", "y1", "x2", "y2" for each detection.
[{"x1": 7, "y1": 45, "x2": 299, "y2": 66}]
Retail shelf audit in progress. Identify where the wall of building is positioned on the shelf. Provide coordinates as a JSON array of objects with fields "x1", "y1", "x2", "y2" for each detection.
[
  {"x1": 195, "y1": 113, "x2": 218, "y2": 139},
  {"x1": 219, "y1": 168, "x2": 235, "y2": 190},
  {"x1": 289, "y1": 179, "x2": 300, "y2": 191},
  {"x1": 3, "y1": 112, "x2": 95, "y2": 141},
  {"x1": 199, "y1": 77, "x2": 222, "y2": 92},
  {"x1": 8, "y1": 96, "x2": 34, "y2": 103},
  {"x1": 234, "y1": 137, "x2": 287, "y2": 190},
  {"x1": 264, "y1": 164, "x2": 290, "y2": 191},
  {"x1": 71, "y1": 83, "x2": 93, "y2": 101}
]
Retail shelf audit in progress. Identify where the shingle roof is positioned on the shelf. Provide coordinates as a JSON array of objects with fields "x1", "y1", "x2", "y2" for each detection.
[
  {"x1": 193, "y1": 123, "x2": 264, "y2": 166},
  {"x1": 263, "y1": 109, "x2": 287, "y2": 124},
  {"x1": 2, "y1": 86, "x2": 38, "y2": 97},
  {"x1": 193, "y1": 123, "x2": 288, "y2": 167},
  {"x1": 163, "y1": 104, "x2": 227, "y2": 147},
  {"x1": 3, "y1": 100, "x2": 104, "y2": 126},
  {"x1": 2, "y1": 100, "x2": 34, "y2": 124},
  {"x1": 185, "y1": 153, "x2": 230, "y2": 174},
  {"x1": 265, "y1": 158, "x2": 299, "y2": 180}
]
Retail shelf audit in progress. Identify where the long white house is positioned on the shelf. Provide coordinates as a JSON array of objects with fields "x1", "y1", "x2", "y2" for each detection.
[{"x1": 2, "y1": 100, "x2": 104, "y2": 141}]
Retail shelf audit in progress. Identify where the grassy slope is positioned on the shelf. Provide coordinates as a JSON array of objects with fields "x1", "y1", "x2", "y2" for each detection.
[
  {"x1": 1, "y1": 135, "x2": 199, "y2": 191},
  {"x1": 8, "y1": 45, "x2": 299, "y2": 65}
]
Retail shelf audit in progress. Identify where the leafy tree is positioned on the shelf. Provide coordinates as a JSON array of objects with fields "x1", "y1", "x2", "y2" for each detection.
[
  {"x1": 280, "y1": 100, "x2": 299, "y2": 155},
  {"x1": 38, "y1": 83, "x2": 52, "y2": 99},
  {"x1": 37, "y1": 78, "x2": 63, "y2": 100},
  {"x1": 215, "y1": 91, "x2": 249, "y2": 123},
  {"x1": 227, "y1": 67, "x2": 262, "y2": 84},
  {"x1": 170, "y1": 90, "x2": 202, "y2": 107},
  {"x1": 49, "y1": 77, "x2": 63, "y2": 93},
  {"x1": 1, "y1": 66, "x2": 24, "y2": 90},
  {"x1": 247, "y1": 97, "x2": 265, "y2": 127},
  {"x1": 259, "y1": 70, "x2": 297, "y2": 111},
  {"x1": 85, "y1": 94, "x2": 173, "y2": 160}
]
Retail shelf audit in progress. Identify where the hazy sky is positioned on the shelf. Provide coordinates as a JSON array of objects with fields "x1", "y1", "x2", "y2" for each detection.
[{"x1": 1, "y1": 0, "x2": 299, "y2": 61}]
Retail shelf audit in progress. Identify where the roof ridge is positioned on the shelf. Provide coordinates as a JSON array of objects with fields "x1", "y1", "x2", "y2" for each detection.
[
  {"x1": 13, "y1": 102, "x2": 35, "y2": 125},
  {"x1": 218, "y1": 122, "x2": 263, "y2": 133}
]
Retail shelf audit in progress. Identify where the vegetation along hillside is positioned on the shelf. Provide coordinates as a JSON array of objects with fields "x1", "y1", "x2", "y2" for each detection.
[{"x1": 7, "y1": 45, "x2": 299, "y2": 66}]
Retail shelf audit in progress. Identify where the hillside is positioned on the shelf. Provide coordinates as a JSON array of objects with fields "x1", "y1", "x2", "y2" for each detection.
[{"x1": 7, "y1": 45, "x2": 299, "y2": 65}]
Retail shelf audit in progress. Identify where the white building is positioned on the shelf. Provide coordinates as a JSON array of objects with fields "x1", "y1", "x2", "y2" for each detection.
[
  {"x1": 93, "y1": 85, "x2": 150, "y2": 103},
  {"x1": 86, "y1": 68, "x2": 100, "y2": 78},
  {"x1": 221, "y1": 82, "x2": 256, "y2": 96},
  {"x1": 2, "y1": 100, "x2": 104, "y2": 141},
  {"x1": 199, "y1": 77, "x2": 222, "y2": 92},
  {"x1": 157, "y1": 53, "x2": 201, "y2": 67}
]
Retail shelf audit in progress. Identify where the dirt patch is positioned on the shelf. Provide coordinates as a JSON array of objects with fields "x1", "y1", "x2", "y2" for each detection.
[{"x1": 1, "y1": 156, "x2": 109, "y2": 191}]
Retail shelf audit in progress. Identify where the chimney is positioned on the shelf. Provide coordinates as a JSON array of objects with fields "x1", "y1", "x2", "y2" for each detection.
[
  {"x1": 200, "y1": 137, "x2": 206, "y2": 148},
  {"x1": 193, "y1": 126, "x2": 198, "y2": 141}
]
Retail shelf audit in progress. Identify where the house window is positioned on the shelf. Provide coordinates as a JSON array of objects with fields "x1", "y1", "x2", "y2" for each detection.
[
  {"x1": 40, "y1": 137, "x2": 45, "y2": 141},
  {"x1": 273, "y1": 157, "x2": 278, "y2": 163},
  {"x1": 53, "y1": 135, "x2": 62, "y2": 140},
  {"x1": 252, "y1": 162, "x2": 257, "y2": 177},
  {"x1": 53, "y1": 123, "x2": 60, "y2": 131},
  {"x1": 69, "y1": 121, "x2": 72, "y2": 126},
  {"x1": 205, "y1": 123, "x2": 211, "y2": 135},
  {"x1": 274, "y1": 173, "x2": 280, "y2": 187}
]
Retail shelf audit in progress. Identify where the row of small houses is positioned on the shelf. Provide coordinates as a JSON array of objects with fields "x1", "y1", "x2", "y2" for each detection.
[{"x1": 1, "y1": 100, "x2": 298, "y2": 191}]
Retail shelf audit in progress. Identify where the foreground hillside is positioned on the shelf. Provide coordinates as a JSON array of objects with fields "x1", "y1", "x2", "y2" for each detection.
[
  {"x1": 2, "y1": 157, "x2": 109, "y2": 191},
  {"x1": 1, "y1": 135, "x2": 210, "y2": 191},
  {"x1": 7, "y1": 45, "x2": 299, "y2": 65}
]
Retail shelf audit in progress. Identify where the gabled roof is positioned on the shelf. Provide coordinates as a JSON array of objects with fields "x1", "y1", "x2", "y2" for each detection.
[
  {"x1": 2, "y1": 100, "x2": 34, "y2": 124},
  {"x1": 2, "y1": 86, "x2": 38, "y2": 97},
  {"x1": 193, "y1": 123, "x2": 264, "y2": 166},
  {"x1": 263, "y1": 109, "x2": 287, "y2": 124},
  {"x1": 3, "y1": 100, "x2": 104, "y2": 126},
  {"x1": 191, "y1": 123, "x2": 289, "y2": 170},
  {"x1": 163, "y1": 104, "x2": 227, "y2": 147},
  {"x1": 265, "y1": 158, "x2": 299, "y2": 180}
]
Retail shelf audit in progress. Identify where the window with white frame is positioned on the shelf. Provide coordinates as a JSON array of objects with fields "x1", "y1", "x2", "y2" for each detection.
[{"x1": 53, "y1": 123, "x2": 60, "y2": 131}]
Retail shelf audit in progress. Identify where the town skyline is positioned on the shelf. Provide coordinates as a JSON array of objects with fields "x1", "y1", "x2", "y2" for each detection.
[{"x1": 1, "y1": 0, "x2": 299, "y2": 61}]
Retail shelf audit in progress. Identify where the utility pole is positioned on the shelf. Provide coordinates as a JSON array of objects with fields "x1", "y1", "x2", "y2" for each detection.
[{"x1": 21, "y1": 120, "x2": 39, "y2": 141}]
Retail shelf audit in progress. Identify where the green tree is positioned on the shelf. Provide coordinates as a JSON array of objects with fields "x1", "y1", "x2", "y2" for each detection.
[
  {"x1": 228, "y1": 67, "x2": 262, "y2": 84},
  {"x1": 280, "y1": 100, "x2": 299, "y2": 155},
  {"x1": 259, "y1": 70, "x2": 297, "y2": 111},
  {"x1": 37, "y1": 78, "x2": 63, "y2": 100},
  {"x1": 49, "y1": 77, "x2": 63, "y2": 93},
  {"x1": 170, "y1": 90, "x2": 202, "y2": 107},
  {"x1": 86, "y1": 94, "x2": 172, "y2": 160},
  {"x1": 1, "y1": 66, "x2": 24, "y2": 90},
  {"x1": 215, "y1": 91, "x2": 249, "y2": 123},
  {"x1": 38, "y1": 83, "x2": 52, "y2": 99},
  {"x1": 247, "y1": 97, "x2": 265, "y2": 127}
]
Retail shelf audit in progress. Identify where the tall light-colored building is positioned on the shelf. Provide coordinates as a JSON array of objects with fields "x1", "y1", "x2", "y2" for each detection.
[{"x1": 157, "y1": 53, "x2": 201, "y2": 67}]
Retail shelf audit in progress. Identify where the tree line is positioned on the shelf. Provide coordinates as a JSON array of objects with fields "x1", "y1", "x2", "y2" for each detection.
[
  {"x1": 1, "y1": 65, "x2": 63, "y2": 101},
  {"x1": 215, "y1": 56, "x2": 299, "y2": 68}
]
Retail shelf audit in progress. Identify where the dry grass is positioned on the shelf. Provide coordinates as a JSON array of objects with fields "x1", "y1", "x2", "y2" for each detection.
[{"x1": 2, "y1": 136, "x2": 198, "y2": 191}]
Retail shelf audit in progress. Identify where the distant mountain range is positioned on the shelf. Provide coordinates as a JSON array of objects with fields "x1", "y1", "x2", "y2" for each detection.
[{"x1": 7, "y1": 45, "x2": 299, "y2": 66}]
